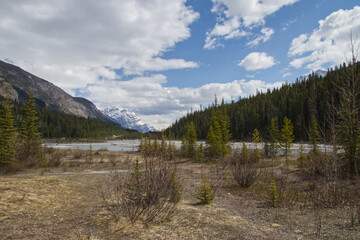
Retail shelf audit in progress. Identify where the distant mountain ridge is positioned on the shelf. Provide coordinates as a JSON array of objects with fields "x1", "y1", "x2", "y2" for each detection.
[
  {"x1": 102, "y1": 107, "x2": 157, "y2": 133},
  {"x1": 0, "y1": 60, "x2": 108, "y2": 122}
]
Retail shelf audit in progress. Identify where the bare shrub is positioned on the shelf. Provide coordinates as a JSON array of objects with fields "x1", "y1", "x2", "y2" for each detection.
[
  {"x1": 101, "y1": 157, "x2": 181, "y2": 224},
  {"x1": 230, "y1": 151, "x2": 260, "y2": 188},
  {"x1": 73, "y1": 150, "x2": 84, "y2": 159},
  {"x1": 47, "y1": 150, "x2": 62, "y2": 167},
  {"x1": 108, "y1": 154, "x2": 117, "y2": 166}
]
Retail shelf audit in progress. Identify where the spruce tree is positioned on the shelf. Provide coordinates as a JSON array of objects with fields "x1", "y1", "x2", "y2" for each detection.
[
  {"x1": 0, "y1": 99, "x2": 16, "y2": 165},
  {"x1": 206, "y1": 97, "x2": 231, "y2": 159},
  {"x1": 219, "y1": 99, "x2": 232, "y2": 157},
  {"x1": 268, "y1": 180, "x2": 279, "y2": 208},
  {"x1": 281, "y1": 117, "x2": 295, "y2": 164},
  {"x1": 185, "y1": 122, "x2": 197, "y2": 158},
  {"x1": 21, "y1": 93, "x2": 42, "y2": 161},
  {"x1": 268, "y1": 118, "x2": 280, "y2": 157},
  {"x1": 252, "y1": 128, "x2": 261, "y2": 162},
  {"x1": 197, "y1": 174, "x2": 213, "y2": 205},
  {"x1": 207, "y1": 98, "x2": 222, "y2": 158}
]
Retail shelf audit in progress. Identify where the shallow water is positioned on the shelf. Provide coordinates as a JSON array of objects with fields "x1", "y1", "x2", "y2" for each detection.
[{"x1": 45, "y1": 140, "x2": 335, "y2": 155}]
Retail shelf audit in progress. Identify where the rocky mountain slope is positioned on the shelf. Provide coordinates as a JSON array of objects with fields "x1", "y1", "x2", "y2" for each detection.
[
  {"x1": 102, "y1": 107, "x2": 157, "y2": 133},
  {"x1": 0, "y1": 60, "x2": 108, "y2": 122}
]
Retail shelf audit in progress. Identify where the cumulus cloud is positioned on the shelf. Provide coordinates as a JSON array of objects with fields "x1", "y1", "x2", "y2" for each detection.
[
  {"x1": 247, "y1": 27, "x2": 274, "y2": 47},
  {"x1": 204, "y1": 17, "x2": 250, "y2": 49},
  {"x1": 238, "y1": 52, "x2": 277, "y2": 71},
  {"x1": 0, "y1": 0, "x2": 199, "y2": 90},
  {"x1": 205, "y1": 0, "x2": 298, "y2": 49},
  {"x1": 288, "y1": 6, "x2": 360, "y2": 70},
  {"x1": 85, "y1": 75, "x2": 283, "y2": 129}
]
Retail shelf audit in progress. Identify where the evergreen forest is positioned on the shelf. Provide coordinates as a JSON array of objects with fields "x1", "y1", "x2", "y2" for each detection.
[
  {"x1": 166, "y1": 62, "x2": 360, "y2": 143},
  {"x1": 0, "y1": 96, "x2": 139, "y2": 140}
]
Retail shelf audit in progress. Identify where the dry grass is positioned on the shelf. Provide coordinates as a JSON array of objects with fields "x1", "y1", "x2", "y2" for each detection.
[{"x1": 1, "y1": 149, "x2": 360, "y2": 239}]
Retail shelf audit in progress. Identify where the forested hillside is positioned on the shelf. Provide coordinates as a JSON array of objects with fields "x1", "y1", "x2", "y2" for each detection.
[
  {"x1": 167, "y1": 62, "x2": 359, "y2": 142},
  {"x1": 0, "y1": 97, "x2": 139, "y2": 139}
]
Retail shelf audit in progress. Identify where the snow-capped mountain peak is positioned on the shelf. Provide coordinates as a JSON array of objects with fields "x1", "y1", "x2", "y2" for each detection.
[{"x1": 102, "y1": 107, "x2": 157, "y2": 133}]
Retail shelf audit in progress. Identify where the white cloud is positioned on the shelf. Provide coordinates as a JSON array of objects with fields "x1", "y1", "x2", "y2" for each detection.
[
  {"x1": 85, "y1": 75, "x2": 283, "y2": 129},
  {"x1": 0, "y1": 0, "x2": 199, "y2": 90},
  {"x1": 205, "y1": 0, "x2": 298, "y2": 49},
  {"x1": 238, "y1": 52, "x2": 277, "y2": 71},
  {"x1": 282, "y1": 72, "x2": 291, "y2": 78},
  {"x1": 289, "y1": 6, "x2": 360, "y2": 70},
  {"x1": 204, "y1": 17, "x2": 250, "y2": 49},
  {"x1": 247, "y1": 27, "x2": 274, "y2": 47}
]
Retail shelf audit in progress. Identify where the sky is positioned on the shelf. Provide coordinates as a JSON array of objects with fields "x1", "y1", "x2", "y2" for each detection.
[{"x1": 0, "y1": 0, "x2": 359, "y2": 130}]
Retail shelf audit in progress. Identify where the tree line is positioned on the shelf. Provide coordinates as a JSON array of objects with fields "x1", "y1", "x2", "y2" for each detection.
[
  {"x1": 0, "y1": 96, "x2": 139, "y2": 140},
  {"x1": 166, "y1": 61, "x2": 359, "y2": 143},
  {"x1": 166, "y1": 60, "x2": 360, "y2": 176}
]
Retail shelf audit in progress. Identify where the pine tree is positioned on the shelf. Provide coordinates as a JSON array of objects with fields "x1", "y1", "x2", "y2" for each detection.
[
  {"x1": 281, "y1": 117, "x2": 295, "y2": 164},
  {"x1": 206, "y1": 97, "x2": 231, "y2": 159},
  {"x1": 185, "y1": 122, "x2": 197, "y2": 158},
  {"x1": 169, "y1": 171, "x2": 182, "y2": 203},
  {"x1": 197, "y1": 174, "x2": 213, "y2": 205},
  {"x1": 268, "y1": 180, "x2": 279, "y2": 208},
  {"x1": 21, "y1": 93, "x2": 42, "y2": 161},
  {"x1": 252, "y1": 128, "x2": 261, "y2": 162},
  {"x1": 125, "y1": 159, "x2": 145, "y2": 202},
  {"x1": 219, "y1": 99, "x2": 232, "y2": 157},
  {"x1": 207, "y1": 98, "x2": 222, "y2": 158},
  {"x1": 0, "y1": 99, "x2": 16, "y2": 165},
  {"x1": 268, "y1": 118, "x2": 280, "y2": 157}
]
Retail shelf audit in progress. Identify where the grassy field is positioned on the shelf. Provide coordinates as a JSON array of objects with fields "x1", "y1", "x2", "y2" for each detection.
[{"x1": 1, "y1": 149, "x2": 359, "y2": 239}]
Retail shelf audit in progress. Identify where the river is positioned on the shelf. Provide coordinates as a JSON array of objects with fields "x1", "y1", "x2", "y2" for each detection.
[{"x1": 45, "y1": 140, "x2": 336, "y2": 155}]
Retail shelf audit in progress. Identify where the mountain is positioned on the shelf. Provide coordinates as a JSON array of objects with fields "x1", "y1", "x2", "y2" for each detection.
[
  {"x1": 0, "y1": 60, "x2": 109, "y2": 122},
  {"x1": 102, "y1": 107, "x2": 157, "y2": 133}
]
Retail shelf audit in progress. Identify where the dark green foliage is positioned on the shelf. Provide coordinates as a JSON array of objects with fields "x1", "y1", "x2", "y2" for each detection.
[
  {"x1": 206, "y1": 97, "x2": 231, "y2": 159},
  {"x1": 0, "y1": 99, "x2": 16, "y2": 165},
  {"x1": 185, "y1": 121, "x2": 197, "y2": 158},
  {"x1": 37, "y1": 107, "x2": 139, "y2": 139},
  {"x1": 21, "y1": 93, "x2": 42, "y2": 162},
  {"x1": 0, "y1": 95, "x2": 139, "y2": 140},
  {"x1": 166, "y1": 63, "x2": 360, "y2": 144}
]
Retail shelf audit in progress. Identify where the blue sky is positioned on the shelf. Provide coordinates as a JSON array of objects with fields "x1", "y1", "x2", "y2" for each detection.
[{"x1": 0, "y1": 0, "x2": 359, "y2": 129}]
